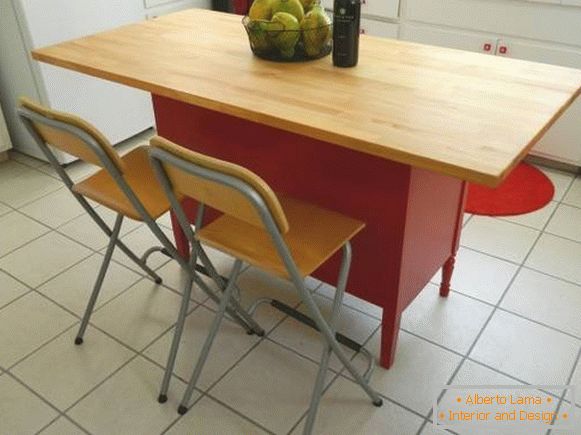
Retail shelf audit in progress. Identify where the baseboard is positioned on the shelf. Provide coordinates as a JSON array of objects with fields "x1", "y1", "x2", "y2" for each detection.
[{"x1": 525, "y1": 154, "x2": 580, "y2": 175}]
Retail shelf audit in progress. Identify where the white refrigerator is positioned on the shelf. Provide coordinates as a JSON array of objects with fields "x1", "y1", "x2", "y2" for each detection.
[{"x1": 0, "y1": 0, "x2": 155, "y2": 164}]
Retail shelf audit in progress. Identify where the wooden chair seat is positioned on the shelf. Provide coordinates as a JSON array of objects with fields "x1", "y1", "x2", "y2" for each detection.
[
  {"x1": 196, "y1": 195, "x2": 365, "y2": 278},
  {"x1": 73, "y1": 146, "x2": 170, "y2": 221}
]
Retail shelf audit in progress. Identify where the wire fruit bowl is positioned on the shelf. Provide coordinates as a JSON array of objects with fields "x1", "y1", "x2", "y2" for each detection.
[{"x1": 243, "y1": 16, "x2": 332, "y2": 62}]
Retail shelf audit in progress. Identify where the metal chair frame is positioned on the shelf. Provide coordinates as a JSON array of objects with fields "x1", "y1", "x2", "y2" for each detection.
[
  {"x1": 148, "y1": 146, "x2": 383, "y2": 435},
  {"x1": 17, "y1": 108, "x2": 263, "y2": 350}
]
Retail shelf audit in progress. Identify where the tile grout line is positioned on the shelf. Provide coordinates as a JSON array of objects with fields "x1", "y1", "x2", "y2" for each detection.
[
  {"x1": 1, "y1": 219, "x2": 255, "y2": 431},
  {"x1": 5, "y1": 270, "x2": 193, "y2": 372},
  {"x1": 286, "y1": 322, "x2": 387, "y2": 435},
  {"x1": 1, "y1": 232, "x2": 575, "y2": 432},
  {"x1": 6, "y1": 157, "x2": 358, "y2": 433},
  {"x1": 290, "y1": 320, "x2": 433, "y2": 435},
  {"x1": 398, "y1": 328, "x2": 571, "y2": 400},
  {"x1": 0, "y1": 213, "x2": 53, "y2": 261},
  {"x1": 1, "y1": 254, "x2": 205, "y2": 434},
  {"x1": 545, "y1": 346, "x2": 581, "y2": 435},
  {"x1": 1, "y1": 177, "x2": 175, "y2": 280},
  {"x1": 4, "y1": 369, "x2": 92, "y2": 435},
  {"x1": 440, "y1": 246, "x2": 581, "y2": 306},
  {"x1": 2, "y1": 159, "x2": 579, "y2": 433},
  {"x1": 159, "y1": 285, "x2": 307, "y2": 435},
  {"x1": 17, "y1": 250, "x2": 568, "y2": 435},
  {"x1": 13, "y1": 299, "x2": 204, "y2": 435},
  {"x1": 34, "y1": 413, "x2": 91, "y2": 435},
  {"x1": 319, "y1": 275, "x2": 581, "y2": 343},
  {"x1": 64, "y1": 265, "x2": 282, "y2": 435},
  {"x1": 10, "y1": 156, "x2": 581, "y2": 232},
  {"x1": 431, "y1": 285, "x2": 581, "y2": 342},
  {"x1": 417, "y1": 173, "x2": 578, "y2": 435}
]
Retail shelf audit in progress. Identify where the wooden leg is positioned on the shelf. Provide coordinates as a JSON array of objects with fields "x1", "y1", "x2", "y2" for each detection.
[
  {"x1": 379, "y1": 310, "x2": 401, "y2": 369},
  {"x1": 439, "y1": 255, "x2": 455, "y2": 297},
  {"x1": 439, "y1": 181, "x2": 466, "y2": 298}
]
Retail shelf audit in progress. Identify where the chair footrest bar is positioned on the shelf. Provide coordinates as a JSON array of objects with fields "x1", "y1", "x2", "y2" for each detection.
[
  {"x1": 193, "y1": 263, "x2": 214, "y2": 278},
  {"x1": 141, "y1": 246, "x2": 168, "y2": 262},
  {"x1": 269, "y1": 299, "x2": 375, "y2": 379}
]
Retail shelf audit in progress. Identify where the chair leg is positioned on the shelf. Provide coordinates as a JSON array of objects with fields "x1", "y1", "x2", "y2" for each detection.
[
  {"x1": 158, "y1": 255, "x2": 197, "y2": 403},
  {"x1": 290, "y1": 243, "x2": 382, "y2": 433},
  {"x1": 195, "y1": 242, "x2": 265, "y2": 336},
  {"x1": 81, "y1": 203, "x2": 163, "y2": 284},
  {"x1": 178, "y1": 259, "x2": 244, "y2": 415},
  {"x1": 114, "y1": 238, "x2": 163, "y2": 284},
  {"x1": 75, "y1": 214, "x2": 123, "y2": 345},
  {"x1": 302, "y1": 243, "x2": 351, "y2": 435}
]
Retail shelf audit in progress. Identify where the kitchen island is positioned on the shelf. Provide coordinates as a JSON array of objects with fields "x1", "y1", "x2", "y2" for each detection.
[{"x1": 31, "y1": 9, "x2": 581, "y2": 368}]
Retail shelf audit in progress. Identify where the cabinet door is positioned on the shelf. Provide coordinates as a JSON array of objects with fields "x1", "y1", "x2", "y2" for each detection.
[
  {"x1": 403, "y1": 0, "x2": 581, "y2": 47},
  {"x1": 18, "y1": 0, "x2": 154, "y2": 151},
  {"x1": 361, "y1": 0, "x2": 399, "y2": 19},
  {"x1": 322, "y1": 0, "x2": 399, "y2": 19},
  {"x1": 0, "y1": 105, "x2": 12, "y2": 153},
  {"x1": 145, "y1": 0, "x2": 210, "y2": 19},
  {"x1": 145, "y1": 0, "x2": 175, "y2": 8},
  {"x1": 502, "y1": 39, "x2": 581, "y2": 165},
  {"x1": 360, "y1": 19, "x2": 398, "y2": 39},
  {"x1": 399, "y1": 24, "x2": 497, "y2": 55}
]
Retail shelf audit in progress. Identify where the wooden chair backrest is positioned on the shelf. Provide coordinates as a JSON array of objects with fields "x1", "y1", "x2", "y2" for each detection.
[
  {"x1": 150, "y1": 136, "x2": 290, "y2": 234},
  {"x1": 19, "y1": 98, "x2": 125, "y2": 172}
]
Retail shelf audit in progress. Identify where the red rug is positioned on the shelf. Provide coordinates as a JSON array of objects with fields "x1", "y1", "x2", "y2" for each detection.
[{"x1": 466, "y1": 162, "x2": 554, "y2": 216}]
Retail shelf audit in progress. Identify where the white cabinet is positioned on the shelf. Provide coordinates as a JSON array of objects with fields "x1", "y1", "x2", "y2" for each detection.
[
  {"x1": 360, "y1": 19, "x2": 398, "y2": 39},
  {"x1": 322, "y1": 0, "x2": 400, "y2": 19},
  {"x1": 361, "y1": 0, "x2": 399, "y2": 20},
  {"x1": 504, "y1": 39, "x2": 581, "y2": 165},
  {"x1": 400, "y1": 24, "x2": 497, "y2": 55},
  {"x1": 145, "y1": 0, "x2": 210, "y2": 19},
  {"x1": 403, "y1": 0, "x2": 581, "y2": 47},
  {"x1": 0, "y1": 0, "x2": 210, "y2": 163},
  {"x1": 400, "y1": 22, "x2": 581, "y2": 165},
  {"x1": 145, "y1": 0, "x2": 177, "y2": 7},
  {"x1": 497, "y1": 38, "x2": 581, "y2": 69},
  {"x1": 22, "y1": 0, "x2": 154, "y2": 158},
  {"x1": 0, "y1": 105, "x2": 12, "y2": 157},
  {"x1": 1, "y1": 0, "x2": 155, "y2": 163}
]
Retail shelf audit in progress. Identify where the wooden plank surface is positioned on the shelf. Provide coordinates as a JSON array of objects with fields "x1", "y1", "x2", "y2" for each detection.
[{"x1": 32, "y1": 9, "x2": 581, "y2": 186}]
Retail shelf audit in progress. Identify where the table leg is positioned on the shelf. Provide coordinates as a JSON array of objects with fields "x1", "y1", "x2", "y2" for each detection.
[
  {"x1": 153, "y1": 95, "x2": 466, "y2": 370},
  {"x1": 439, "y1": 256, "x2": 455, "y2": 297},
  {"x1": 438, "y1": 181, "x2": 467, "y2": 298},
  {"x1": 379, "y1": 307, "x2": 401, "y2": 369}
]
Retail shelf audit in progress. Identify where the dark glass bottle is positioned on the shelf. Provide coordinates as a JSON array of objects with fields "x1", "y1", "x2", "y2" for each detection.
[{"x1": 332, "y1": 0, "x2": 361, "y2": 67}]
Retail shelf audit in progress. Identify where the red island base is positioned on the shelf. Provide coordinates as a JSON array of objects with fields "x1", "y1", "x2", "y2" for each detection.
[{"x1": 153, "y1": 94, "x2": 466, "y2": 369}]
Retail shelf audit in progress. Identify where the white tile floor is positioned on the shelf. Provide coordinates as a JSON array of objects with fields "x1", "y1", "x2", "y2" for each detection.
[{"x1": 0, "y1": 140, "x2": 580, "y2": 435}]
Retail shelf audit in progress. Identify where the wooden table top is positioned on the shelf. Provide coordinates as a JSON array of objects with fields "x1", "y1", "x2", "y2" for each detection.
[{"x1": 32, "y1": 9, "x2": 581, "y2": 186}]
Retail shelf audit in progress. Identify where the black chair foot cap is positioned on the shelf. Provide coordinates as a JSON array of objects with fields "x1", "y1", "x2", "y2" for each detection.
[
  {"x1": 158, "y1": 394, "x2": 168, "y2": 404},
  {"x1": 255, "y1": 329, "x2": 265, "y2": 337},
  {"x1": 74, "y1": 337, "x2": 83, "y2": 345},
  {"x1": 178, "y1": 405, "x2": 188, "y2": 415},
  {"x1": 373, "y1": 399, "x2": 383, "y2": 407},
  {"x1": 155, "y1": 277, "x2": 163, "y2": 284},
  {"x1": 246, "y1": 330, "x2": 254, "y2": 335}
]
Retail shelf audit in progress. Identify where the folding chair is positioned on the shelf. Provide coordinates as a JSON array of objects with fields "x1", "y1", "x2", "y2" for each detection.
[
  {"x1": 17, "y1": 99, "x2": 263, "y2": 349},
  {"x1": 148, "y1": 136, "x2": 383, "y2": 435}
]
